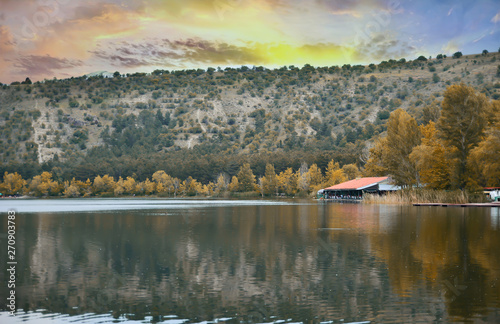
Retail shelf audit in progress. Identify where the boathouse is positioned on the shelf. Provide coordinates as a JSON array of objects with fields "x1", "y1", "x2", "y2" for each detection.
[{"x1": 322, "y1": 177, "x2": 400, "y2": 199}]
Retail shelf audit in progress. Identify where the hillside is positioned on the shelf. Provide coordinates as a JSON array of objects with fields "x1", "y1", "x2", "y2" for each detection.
[{"x1": 1, "y1": 52, "x2": 499, "y2": 181}]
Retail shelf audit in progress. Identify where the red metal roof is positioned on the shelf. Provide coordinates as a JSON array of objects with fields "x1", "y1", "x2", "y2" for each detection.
[{"x1": 324, "y1": 177, "x2": 389, "y2": 190}]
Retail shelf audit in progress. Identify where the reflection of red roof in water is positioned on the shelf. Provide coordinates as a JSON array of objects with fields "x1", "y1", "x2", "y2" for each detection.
[{"x1": 325, "y1": 177, "x2": 389, "y2": 190}]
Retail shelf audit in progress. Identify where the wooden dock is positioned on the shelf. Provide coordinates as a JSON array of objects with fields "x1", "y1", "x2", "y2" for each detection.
[{"x1": 413, "y1": 202, "x2": 500, "y2": 207}]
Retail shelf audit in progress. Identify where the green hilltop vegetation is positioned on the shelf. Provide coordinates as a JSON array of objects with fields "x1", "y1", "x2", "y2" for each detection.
[{"x1": 0, "y1": 50, "x2": 499, "y2": 198}]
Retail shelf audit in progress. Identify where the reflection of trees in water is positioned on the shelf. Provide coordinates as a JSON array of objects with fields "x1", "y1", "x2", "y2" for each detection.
[
  {"x1": 369, "y1": 206, "x2": 500, "y2": 321},
  {"x1": 6, "y1": 204, "x2": 500, "y2": 322}
]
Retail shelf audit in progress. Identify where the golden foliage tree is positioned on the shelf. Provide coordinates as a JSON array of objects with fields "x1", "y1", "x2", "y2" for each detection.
[
  {"x1": 237, "y1": 163, "x2": 257, "y2": 192},
  {"x1": 123, "y1": 177, "x2": 137, "y2": 195},
  {"x1": 76, "y1": 179, "x2": 92, "y2": 197},
  {"x1": 63, "y1": 178, "x2": 81, "y2": 197},
  {"x1": 308, "y1": 164, "x2": 324, "y2": 189},
  {"x1": 92, "y1": 175, "x2": 116, "y2": 195},
  {"x1": 297, "y1": 162, "x2": 310, "y2": 193},
  {"x1": 29, "y1": 172, "x2": 59, "y2": 196},
  {"x1": 114, "y1": 177, "x2": 126, "y2": 196},
  {"x1": 437, "y1": 84, "x2": 489, "y2": 188},
  {"x1": 409, "y1": 122, "x2": 450, "y2": 189},
  {"x1": 342, "y1": 163, "x2": 360, "y2": 180},
  {"x1": 137, "y1": 178, "x2": 156, "y2": 195},
  {"x1": 214, "y1": 174, "x2": 228, "y2": 196},
  {"x1": 363, "y1": 138, "x2": 388, "y2": 177},
  {"x1": 228, "y1": 176, "x2": 239, "y2": 192},
  {"x1": 0, "y1": 172, "x2": 26, "y2": 196},
  {"x1": 364, "y1": 109, "x2": 421, "y2": 187},
  {"x1": 325, "y1": 160, "x2": 347, "y2": 186},
  {"x1": 468, "y1": 116, "x2": 500, "y2": 187},
  {"x1": 181, "y1": 176, "x2": 202, "y2": 196},
  {"x1": 261, "y1": 164, "x2": 278, "y2": 196},
  {"x1": 152, "y1": 171, "x2": 177, "y2": 196},
  {"x1": 383, "y1": 109, "x2": 422, "y2": 186},
  {"x1": 277, "y1": 168, "x2": 297, "y2": 196}
]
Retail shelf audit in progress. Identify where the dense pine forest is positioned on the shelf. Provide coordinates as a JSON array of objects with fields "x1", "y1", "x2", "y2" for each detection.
[{"x1": 0, "y1": 51, "x2": 499, "y2": 197}]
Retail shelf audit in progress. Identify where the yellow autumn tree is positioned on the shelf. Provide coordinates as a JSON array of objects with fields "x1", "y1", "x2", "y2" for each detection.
[
  {"x1": 181, "y1": 176, "x2": 202, "y2": 196},
  {"x1": 237, "y1": 163, "x2": 257, "y2": 192},
  {"x1": 325, "y1": 160, "x2": 347, "y2": 186},
  {"x1": 342, "y1": 164, "x2": 360, "y2": 180},
  {"x1": 204, "y1": 182, "x2": 215, "y2": 196},
  {"x1": 277, "y1": 168, "x2": 297, "y2": 196},
  {"x1": 137, "y1": 178, "x2": 156, "y2": 195},
  {"x1": 363, "y1": 138, "x2": 388, "y2": 176},
  {"x1": 0, "y1": 172, "x2": 26, "y2": 196},
  {"x1": 92, "y1": 175, "x2": 116, "y2": 195},
  {"x1": 296, "y1": 162, "x2": 310, "y2": 193},
  {"x1": 228, "y1": 176, "x2": 239, "y2": 192},
  {"x1": 437, "y1": 84, "x2": 489, "y2": 189},
  {"x1": 308, "y1": 164, "x2": 324, "y2": 190},
  {"x1": 114, "y1": 177, "x2": 125, "y2": 196},
  {"x1": 122, "y1": 177, "x2": 137, "y2": 195},
  {"x1": 29, "y1": 172, "x2": 59, "y2": 196},
  {"x1": 261, "y1": 164, "x2": 278, "y2": 196},
  {"x1": 383, "y1": 109, "x2": 422, "y2": 187},
  {"x1": 63, "y1": 178, "x2": 81, "y2": 197},
  {"x1": 364, "y1": 109, "x2": 421, "y2": 187},
  {"x1": 152, "y1": 171, "x2": 176, "y2": 196},
  {"x1": 468, "y1": 116, "x2": 500, "y2": 187},
  {"x1": 75, "y1": 179, "x2": 92, "y2": 197},
  {"x1": 214, "y1": 174, "x2": 228, "y2": 196},
  {"x1": 409, "y1": 122, "x2": 450, "y2": 189}
]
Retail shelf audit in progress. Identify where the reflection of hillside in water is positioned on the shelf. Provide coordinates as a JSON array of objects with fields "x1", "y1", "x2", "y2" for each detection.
[{"x1": 3, "y1": 204, "x2": 500, "y2": 322}]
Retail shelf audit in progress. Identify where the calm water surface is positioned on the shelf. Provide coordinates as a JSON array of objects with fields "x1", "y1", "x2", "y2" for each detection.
[{"x1": 1, "y1": 199, "x2": 500, "y2": 323}]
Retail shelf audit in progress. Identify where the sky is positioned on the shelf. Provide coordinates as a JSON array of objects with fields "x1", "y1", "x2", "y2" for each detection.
[{"x1": 0, "y1": 0, "x2": 499, "y2": 83}]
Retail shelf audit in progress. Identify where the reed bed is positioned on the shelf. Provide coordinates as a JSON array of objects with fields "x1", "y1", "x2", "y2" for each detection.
[{"x1": 363, "y1": 189, "x2": 487, "y2": 204}]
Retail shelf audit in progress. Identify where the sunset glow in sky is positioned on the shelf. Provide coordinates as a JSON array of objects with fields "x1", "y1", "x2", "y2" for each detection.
[{"x1": 0, "y1": 0, "x2": 499, "y2": 83}]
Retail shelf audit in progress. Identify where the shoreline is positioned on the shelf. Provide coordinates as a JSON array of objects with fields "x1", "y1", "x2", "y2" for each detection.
[{"x1": 413, "y1": 202, "x2": 500, "y2": 207}]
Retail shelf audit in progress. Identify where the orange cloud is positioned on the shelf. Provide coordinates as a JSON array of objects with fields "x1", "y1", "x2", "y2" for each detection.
[
  {"x1": 0, "y1": 25, "x2": 15, "y2": 54},
  {"x1": 0, "y1": 25, "x2": 16, "y2": 78},
  {"x1": 31, "y1": 4, "x2": 145, "y2": 58}
]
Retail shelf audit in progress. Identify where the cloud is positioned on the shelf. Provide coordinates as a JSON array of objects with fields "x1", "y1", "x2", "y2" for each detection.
[
  {"x1": 0, "y1": 0, "x2": 37, "y2": 11},
  {"x1": 89, "y1": 37, "x2": 357, "y2": 70},
  {"x1": 315, "y1": 0, "x2": 388, "y2": 17},
  {"x1": 492, "y1": 12, "x2": 500, "y2": 23},
  {"x1": 12, "y1": 55, "x2": 84, "y2": 76},
  {"x1": 354, "y1": 32, "x2": 416, "y2": 62},
  {"x1": 9, "y1": 2, "x2": 145, "y2": 59},
  {"x1": 442, "y1": 40, "x2": 460, "y2": 54},
  {"x1": 0, "y1": 25, "x2": 15, "y2": 54},
  {"x1": 473, "y1": 34, "x2": 486, "y2": 43},
  {"x1": 90, "y1": 38, "x2": 263, "y2": 68}
]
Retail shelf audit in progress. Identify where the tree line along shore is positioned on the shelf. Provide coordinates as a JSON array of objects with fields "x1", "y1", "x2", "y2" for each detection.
[{"x1": 0, "y1": 160, "x2": 359, "y2": 199}]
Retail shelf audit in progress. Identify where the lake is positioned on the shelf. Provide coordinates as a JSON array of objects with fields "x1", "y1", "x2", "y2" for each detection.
[{"x1": 1, "y1": 199, "x2": 500, "y2": 323}]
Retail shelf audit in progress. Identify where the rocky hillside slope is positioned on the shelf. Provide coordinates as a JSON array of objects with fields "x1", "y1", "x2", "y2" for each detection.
[{"x1": 1, "y1": 52, "x2": 499, "y2": 165}]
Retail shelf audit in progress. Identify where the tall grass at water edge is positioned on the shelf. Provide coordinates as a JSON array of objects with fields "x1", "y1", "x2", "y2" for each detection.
[{"x1": 363, "y1": 189, "x2": 488, "y2": 204}]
